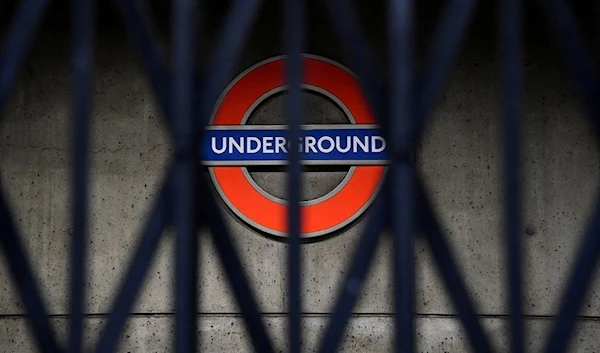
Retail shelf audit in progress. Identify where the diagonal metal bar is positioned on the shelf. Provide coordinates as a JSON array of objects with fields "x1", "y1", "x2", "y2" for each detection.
[
  {"x1": 316, "y1": 193, "x2": 386, "y2": 353},
  {"x1": 94, "y1": 183, "x2": 171, "y2": 353},
  {"x1": 113, "y1": 0, "x2": 172, "y2": 131},
  {"x1": 536, "y1": 0, "x2": 600, "y2": 132},
  {"x1": 543, "y1": 200, "x2": 600, "y2": 353},
  {"x1": 284, "y1": 0, "x2": 304, "y2": 351},
  {"x1": 323, "y1": 0, "x2": 385, "y2": 121},
  {"x1": 172, "y1": 0, "x2": 198, "y2": 351},
  {"x1": 389, "y1": 0, "x2": 416, "y2": 351},
  {"x1": 536, "y1": 1, "x2": 600, "y2": 352},
  {"x1": 69, "y1": 0, "x2": 95, "y2": 351},
  {"x1": 498, "y1": 0, "x2": 524, "y2": 352},
  {"x1": 413, "y1": 0, "x2": 478, "y2": 137},
  {"x1": 0, "y1": 190, "x2": 61, "y2": 353},
  {"x1": 198, "y1": 177, "x2": 276, "y2": 353},
  {"x1": 198, "y1": 0, "x2": 264, "y2": 121},
  {"x1": 416, "y1": 180, "x2": 493, "y2": 353},
  {"x1": 0, "y1": 0, "x2": 52, "y2": 113}
]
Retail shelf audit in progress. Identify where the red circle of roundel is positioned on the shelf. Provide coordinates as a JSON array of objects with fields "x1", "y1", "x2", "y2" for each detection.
[{"x1": 210, "y1": 55, "x2": 385, "y2": 237}]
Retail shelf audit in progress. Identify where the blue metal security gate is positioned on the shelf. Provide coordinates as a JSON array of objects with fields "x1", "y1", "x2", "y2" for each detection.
[{"x1": 0, "y1": 0, "x2": 598, "y2": 352}]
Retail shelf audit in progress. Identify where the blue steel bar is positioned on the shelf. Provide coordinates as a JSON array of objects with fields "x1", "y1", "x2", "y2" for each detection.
[
  {"x1": 69, "y1": 0, "x2": 94, "y2": 351},
  {"x1": 389, "y1": 0, "x2": 415, "y2": 351},
  {"x1": 324, "y1": 0, "x2": 385, "y2": 120},
  {"x1": 199, "y1": 179, "x2": 276, "y2": 353},
  {"x1": 499, "y1": 0, "x2": 524, "y2": 352},
  {"x1": 414, "y1": 0, "x2": 478, "y2": 137},
  {"x1": 94, "y1": 186, "x2": 171, "y2": 353},
  {"x1": 416, "y1": 181, "x2": 492, "y2": 353},
  {"x1": 199, "y1": 0, "x2": 264, "y2": 119},
  {"x1": 537, "y1": 1, "x2": 600, "y2": 352},
  {"x1": 317, "y1": 195, "x2": 386, "y2": 353},
  {"x1": 172, "y1": 0, "x2": 198, "y2": 351},
  {"x1": 0, "y1": 192, "x2": 60, "y2": 352},
  {"x1": 114, "y1": 0, "x2": 172, "y2": 131},
  {"x1": 284, "y1": 0, "x2": 303, "y2": 351},
  {"x1": 0, "y1": 0, "x2": 51, "y2": 111}
]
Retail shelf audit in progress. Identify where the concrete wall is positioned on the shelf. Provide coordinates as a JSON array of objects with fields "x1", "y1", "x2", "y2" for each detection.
[{"x1": 0, "y1": 2, "x2": 599, "y2": 352}]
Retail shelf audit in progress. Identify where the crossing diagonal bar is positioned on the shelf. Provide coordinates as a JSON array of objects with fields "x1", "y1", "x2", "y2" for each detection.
[
  {"x1": 69, "y1": 0, "x2": 94, "y2": 352},
  {"x1": 198, "y1": 177, "x2": 276, "y2": 353},
  {"x1": 0, "y1": 0, "x2": 52, "y2": 111},
  {"x1": 284, "y1": 0, "x2": 304, "y2": 351},
  {"x1": 499, "y1": 0, "x2": 524, "y2": 352},
  {"x1": 416, "y1": 180, "x2": 492, "y2": 353},
  {"x1": 0, "y1": 190, "x2": 60, "y2": 352},
  {"x1": 94, "y1": 183, "x2": 172, "y2": 353}
]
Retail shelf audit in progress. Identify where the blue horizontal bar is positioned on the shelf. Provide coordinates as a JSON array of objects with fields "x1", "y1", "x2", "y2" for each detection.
[{"x1": 201, "y1": 125, "x2": 388, "y2": 165}]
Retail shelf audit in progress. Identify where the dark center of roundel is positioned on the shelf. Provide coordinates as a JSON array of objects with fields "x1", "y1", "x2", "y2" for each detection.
[{"x1": 246, "y1": 90, "x2": 350, "y2": 201}]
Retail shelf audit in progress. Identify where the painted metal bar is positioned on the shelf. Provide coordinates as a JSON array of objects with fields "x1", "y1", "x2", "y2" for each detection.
[
  {"x1": 94, "y1": 185, "x2": 171, "y2": 353},
  {"x1": 199, "y1": 0, "x2": 264, "y2": 120},
  {"x1": 536, "y1": 1, "x2": 600, "y2": 352},
  {"x1": 198, "y1": 179, "x2": 276, "y2": 353},
  {"x1": 416, "y1": 180, "x2": 492, "y2": 353},
  {"x1": 284, "y1": 0, "x2": 304, "y2": 351},
  {"x1": 316, "y1": 194, "x2": 386, "y2": 353},
  {"x1": 414, "y1": 0, "x2": 478, "y2": 138},
  {"x1": 324, "y1": 0, "x2": 385, "y2": 121},
  {"x1": 114, "y1": 0, "x2": 171, "y2": 131},
  {"x1": 0, "y1": 191, "x2": 60, "y2": 352},
  {"x1": 537, "y1": 0, "x2": 600, "y2": 130},
  {"x1": 172, "y1": 0, "x2": 198, "y2": 351},
  {"x1": 69, "y1": 0, "x2": 94, "y2": 351},
  {"x1": 499, "y1": 0, "x2": 524, "y2": 352},
  {"x1": 0, "y1": 0, "x2": 52, "y2": 112},
  {"x1": 389, "y1": 0, "x2": 415, "y2": 351},
  {"x1": 544, "y1": 203, "x2": 600, "y2": 353}
]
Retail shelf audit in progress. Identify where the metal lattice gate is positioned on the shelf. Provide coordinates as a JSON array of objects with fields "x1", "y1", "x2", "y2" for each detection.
[{"x1": 0, "y1": 0, "x2": 599, "y2": 352}]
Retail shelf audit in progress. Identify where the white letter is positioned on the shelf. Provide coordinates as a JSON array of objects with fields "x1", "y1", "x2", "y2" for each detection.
[
  {"x1": 317, "y1": 136, "x2": 335, "y2": 153},
  {"x1": 229, "y1": 137, "x2": 244, "y2": 154},
  {"x1": 371, "y1": 136, "x2": 386, "y2": 153},
  {"x1": 211, "y1": 137, "x2": 227, "y2": 154},
  {"x1": 275, "y1": 137, "x2": 288, "y2": 153},
  {"x1": 263, "y1": 137, "x2": 274, "y2": 153},
  {"x1": 247, "y1": 137, "x2": 261, "y2": 153},
  {"x1": 335, "y1": 136, "x2": 351, "y2": 153},
  {"x1": 352, "y1": 136, "x2": 369, "y2": 153},
  {"x1": 305, "y1": 136, "x2": 318, "y2": 153}
]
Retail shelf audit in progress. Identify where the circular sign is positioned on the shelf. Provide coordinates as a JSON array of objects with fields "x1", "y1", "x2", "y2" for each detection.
[{"x1": 208, "y1": 55, "x2": 386, "y2": 238}]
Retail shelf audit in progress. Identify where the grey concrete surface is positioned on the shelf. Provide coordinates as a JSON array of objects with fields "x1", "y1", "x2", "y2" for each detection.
[
  {"x1": 0, "y1": 3, "x2": 599, "y2": 352},
  {"x1": 1, "y1": 316, "x2": 599, "y2": 352}
]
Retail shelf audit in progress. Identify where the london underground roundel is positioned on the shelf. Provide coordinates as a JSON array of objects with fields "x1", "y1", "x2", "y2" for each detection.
[{"x1": 201, "y1": 55, "x2": 388, "y2": 238}]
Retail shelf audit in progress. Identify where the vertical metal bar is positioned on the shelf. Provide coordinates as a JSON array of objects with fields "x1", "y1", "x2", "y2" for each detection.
[
  {"x1": 389, "y1": 0, "x2": 415, "y2": 351},
  {"x1": 172, "y1": 0, "x2": 198, "y2": 351},
  {"x1": 0, "y1": 0, "x2": 51, "y2": 111},
  {"x1": 284, "y1": 0, "x2": 303, "y2": 351},
  {"x1": 69, "y1": 0, "x2": 94, "y2": 351},
  {"x1": 499, "y1": 0, "x2": 524, "y2": 352},
  {"x1": 94, "y1": 185, "x2": 171, "y2": 353},
  {"x1": 0, "y1": 192, "x2": 60, "y2": 352}
]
